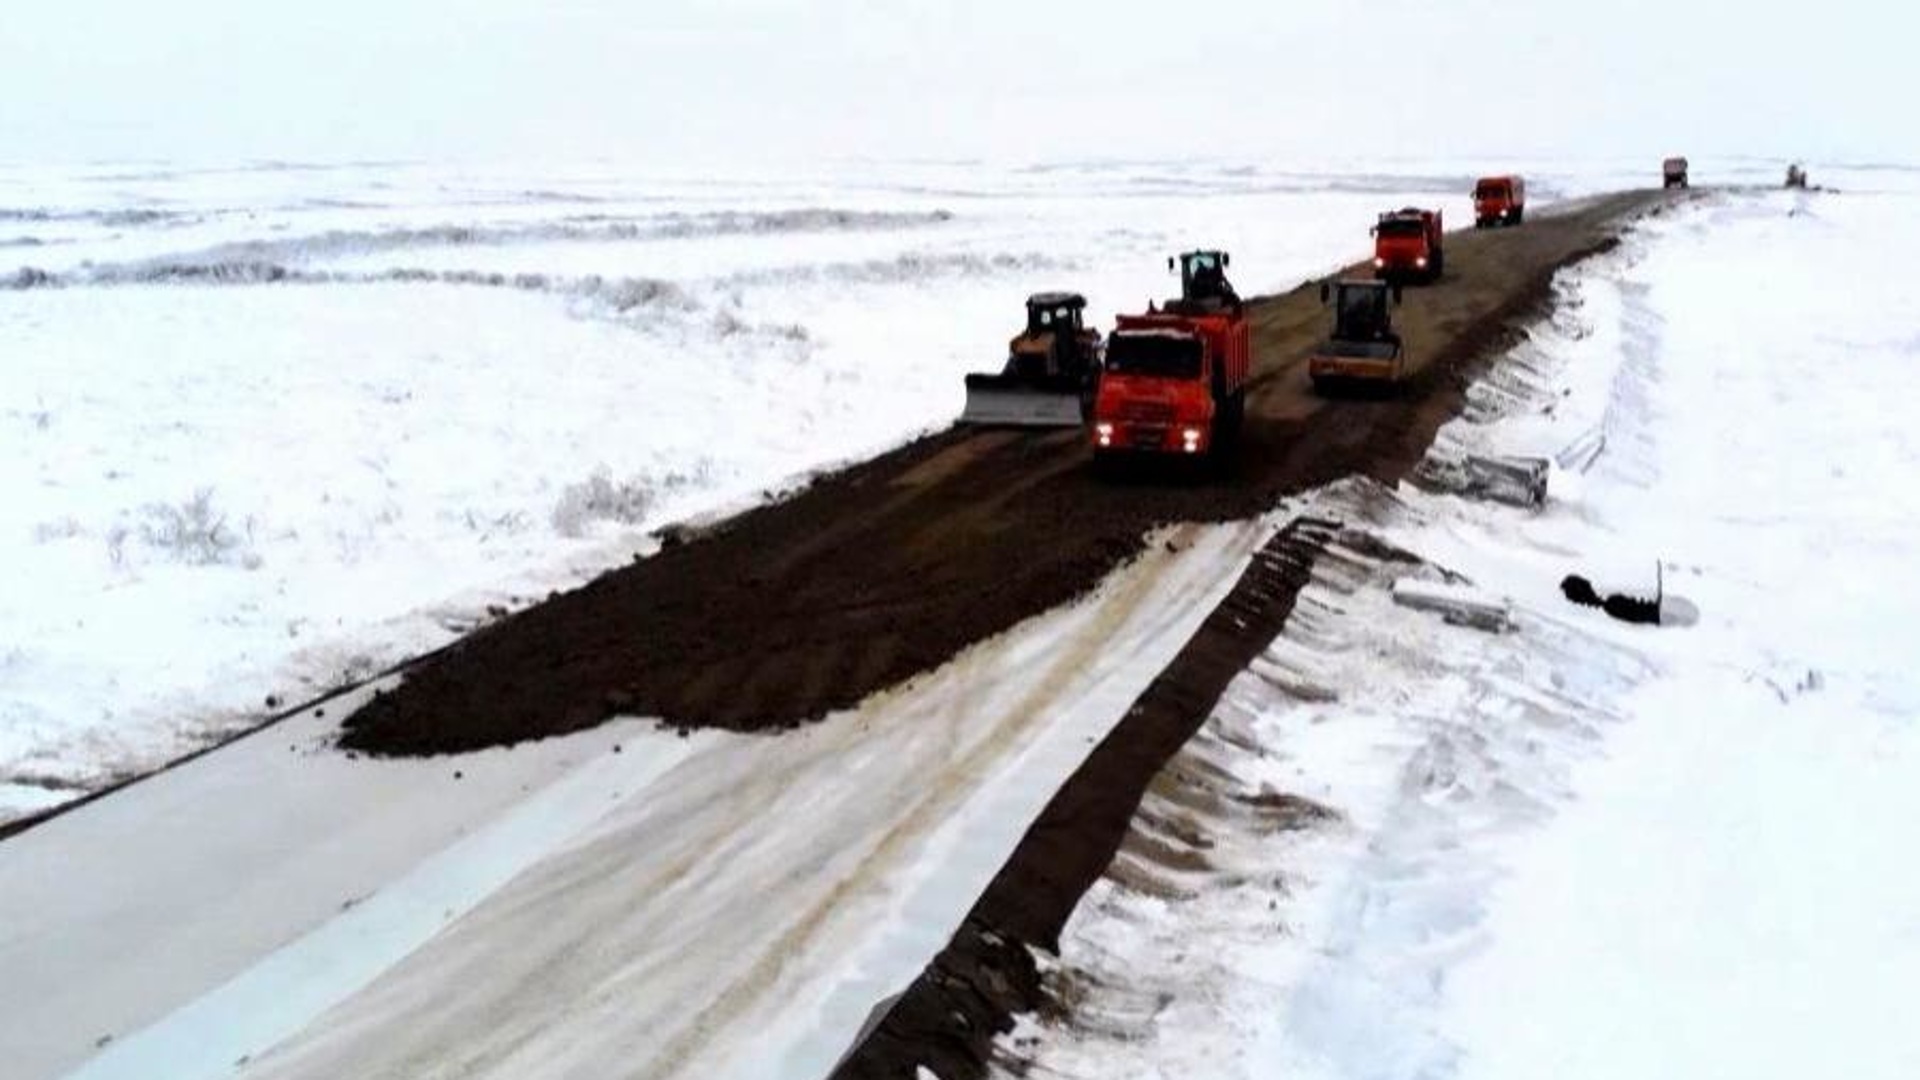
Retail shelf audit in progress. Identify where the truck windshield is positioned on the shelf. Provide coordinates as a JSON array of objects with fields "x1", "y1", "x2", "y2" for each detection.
[
  {"x1": 1107, "y1": 334, "x2": 1201, "y2": 379},
  {"x1": 1475, "y1": 185, "x2": 1508, "y2": 200},
  {"x1": 1376, "y1": 218, "x2": 1426, "y2": 236}
]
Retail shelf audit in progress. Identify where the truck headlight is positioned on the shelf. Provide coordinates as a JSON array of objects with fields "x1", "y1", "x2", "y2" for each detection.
[
  {"x1": 1181, "y1": 426, "x2": 1202, "y2": 452},
  {"x1": 1415, "y1": 257, "x2": 1428, "y2": 268},
  {"x1": 1095, "y1": 422, "x2": 1114, "y2": 447}
]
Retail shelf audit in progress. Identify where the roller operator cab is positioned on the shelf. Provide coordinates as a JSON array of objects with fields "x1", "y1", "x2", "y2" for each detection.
[
  {"x1": 1308, "y1": 279, "x2": 1406, "y2": 393},
  {"x1": 1664, "y1": 157, "x2": 1690, "y2": 189},
  {"x1": 1473, "y1": 175, "x2": 1526, "y2": 227},
  {"x1": 1372, "y1": 207, "x2": 1444, "y2": 283}
]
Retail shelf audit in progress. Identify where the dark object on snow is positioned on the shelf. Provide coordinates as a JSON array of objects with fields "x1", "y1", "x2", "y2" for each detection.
[
  {"x1": 1560, "y1": 574, "x2": 1660, "y2": 625},
  {"x1": 1561, "y1": 574, "x2": 1601, "y2": 606}
]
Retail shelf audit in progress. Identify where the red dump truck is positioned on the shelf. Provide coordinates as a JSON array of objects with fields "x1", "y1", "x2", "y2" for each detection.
[
  {"x1": 1473, "y1": 174, "x2": 1526, "y2": 227},
  {"x1": 1091, "y1": 252, "x2": 1250, "y2": 464},
  {"x1": 1372, "y1": 207, "x2": 1444, "y2": 282}
]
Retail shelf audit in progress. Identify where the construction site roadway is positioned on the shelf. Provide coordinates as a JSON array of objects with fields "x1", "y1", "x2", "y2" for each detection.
[{"x1": 344, "y1": 189, "x2": 1667, "y2": 756}]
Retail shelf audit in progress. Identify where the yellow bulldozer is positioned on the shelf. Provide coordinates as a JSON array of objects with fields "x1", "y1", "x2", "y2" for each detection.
[{"x1": 960, "y1": 292, "x2": 1104, "y2": 427}]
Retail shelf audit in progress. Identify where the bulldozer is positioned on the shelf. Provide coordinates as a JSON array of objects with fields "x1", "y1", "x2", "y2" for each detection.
[
  {"x1": 960, "y1": 292, "x2": 1104, "y2": 427},
  {"x1": 1307, "y1": 279, "x2": 1406, "y2": 393}
]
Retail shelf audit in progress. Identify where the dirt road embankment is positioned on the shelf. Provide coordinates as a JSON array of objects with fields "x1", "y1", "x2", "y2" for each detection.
[{"x1": 342, "y1": 190, "x2": 1667, "y2": 755}]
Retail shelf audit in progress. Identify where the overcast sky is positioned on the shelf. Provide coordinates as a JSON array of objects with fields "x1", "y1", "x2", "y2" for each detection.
[{"x1": 0, "y1": 0, "x2": 1901, "y2": 166}]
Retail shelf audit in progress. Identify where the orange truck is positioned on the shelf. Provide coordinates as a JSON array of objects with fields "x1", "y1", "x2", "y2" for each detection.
[
  {"x1": 1091, "y1": 252, "x2": 1250, "y2": 463},
  {"x1": 1473, "y1": 174, "x2": 1526, "y2": 227},
  {"x1": 1372, "y1": 207, "x2": 1444, "y2": 282}
]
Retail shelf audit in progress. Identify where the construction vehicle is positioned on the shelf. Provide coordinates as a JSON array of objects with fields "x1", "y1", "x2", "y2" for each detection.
[
  {"x1": 1090, "y1": 251, "x2": 1250, "y2": 464},
  {"x1": 1163, "y1": 249, "x2": 1240, "y2": 314},
  {"x1": 1785, "y1": 162, "x2": 1808, "y2": 189},
  {"x1": 1372, "y1": 207, "x2": 1444, "y2": 283},
  {"x1": 1664, "y1": 157, "x2": 1690, "y2": 189},
  {"x1": 960, "y1": 292, "x2": 1104, "y2": 426},
  {"x1": 1473, "y1": 175, "x2": 1526, "y2": 227},
  {"x1": 1308, "y1": 279, "x2": 1405, "y2": 393}
]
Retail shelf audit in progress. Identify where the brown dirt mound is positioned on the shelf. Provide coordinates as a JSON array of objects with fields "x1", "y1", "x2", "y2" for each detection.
[{"x1": 341, "y1": 190, "x2": 1664, "y2": 756}]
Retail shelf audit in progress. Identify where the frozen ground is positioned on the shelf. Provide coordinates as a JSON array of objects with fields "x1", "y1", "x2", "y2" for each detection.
[
  {"x1": 3, "y1": 160, "x2": 1906, "y2": 1080},
  {"x1": 0, "y1": 506, "x2": 1279, "y2": 1080},
  {"x1": 997, "y1": 176, "x2": 1920, "y2": 1078},
  {"x1": 1, "y1": 154, "x2": 1823, "y2": 819},
  {"x1": 0, "y1": 153, "x2": 1704, "y2": 820}
]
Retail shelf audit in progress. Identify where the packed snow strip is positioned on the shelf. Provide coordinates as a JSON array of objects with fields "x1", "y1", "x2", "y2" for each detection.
[
  {"x1": 0, "y1": 161, "x2": 1475, "y2": 824},
  {"x1": 0, "y1": 513, "x2": 1278, "y2": 1080},
  {"x1": 0, "y1": 684, "x2": 679, "y2": 1080},
  {"x1": 994, "y1": 188, "x2": 1920, "y2": 1078}
]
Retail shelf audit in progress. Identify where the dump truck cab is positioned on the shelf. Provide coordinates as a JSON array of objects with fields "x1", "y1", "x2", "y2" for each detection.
[
  {"x1": 1473, "y1": 175, "x2": 1526, "y2": 227},
  {"x1": 1664, "y1": 157, "x2": 1690, "y2": 189},
  {"x1": 1372, "y1": 207, "x2": 1444, "y2": 282},
  {"x1": 1092, "y1": 255, "x2": 1250, "y2": 463},
  {"x1": 1093, "y1": 312, "x2": 1248, "y2": 460},
  {"x1": 1308, "y1": 279, "x2": 1406, "y2": 392}
]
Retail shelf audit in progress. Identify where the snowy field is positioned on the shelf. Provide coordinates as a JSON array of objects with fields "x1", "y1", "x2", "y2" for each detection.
[
  {"x1": 5, "y1": 163, "x2": 1914, "y2": 1080},
  {"x1": 0, "y1": 152, "x2": 1790, "y2": 820},
  {"x1": 1001, "y1": 174, "x2": 1920, "y2": 1077}
]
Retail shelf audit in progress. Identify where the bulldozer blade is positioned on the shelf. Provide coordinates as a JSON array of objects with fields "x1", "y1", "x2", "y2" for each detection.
[{"x1": 958, "y1": 376, "x2": 1086, "y2": 428}]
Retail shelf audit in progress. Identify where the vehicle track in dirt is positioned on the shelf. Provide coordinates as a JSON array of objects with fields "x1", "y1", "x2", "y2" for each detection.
[{"x1": 342, "y1": 190, "x2": 1670, "y2": 755}]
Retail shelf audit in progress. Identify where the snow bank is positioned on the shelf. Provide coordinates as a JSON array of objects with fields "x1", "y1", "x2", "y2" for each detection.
[{"x1": 999, "y1": 186, "x2": 1920, "y2": 1078}]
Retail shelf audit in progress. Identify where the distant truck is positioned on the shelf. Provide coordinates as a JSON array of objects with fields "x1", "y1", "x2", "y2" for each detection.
[
  {"x1": 1372, "y1": 207, "x2": 1444, "y2": 283},
  {"x1": 1473, "y1": 175, "x2": 1526, "y2": 227},
  {"x1": 1091, "y1": 251, "x2": 1250, "y2": 464},
  {"x1": 1663, "y1": 157, "x2": 1690, "y2": 189}
]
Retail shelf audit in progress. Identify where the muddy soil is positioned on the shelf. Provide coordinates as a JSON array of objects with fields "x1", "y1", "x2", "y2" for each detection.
[{"x1": 342, "y1": 191, "x2": 1665, "y2": 755}]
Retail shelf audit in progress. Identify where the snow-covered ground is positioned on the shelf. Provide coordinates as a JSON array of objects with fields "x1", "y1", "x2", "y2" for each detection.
[
  {"x1": 998, "y1": 176, "x2": 1920, "y2": 1078},
  {"x1": 0, "y1": 153, "x2": 1711, "y2": 820},
  {"x1": 5, "y1": 160, "x2": 1910, "y2": 1080},
  {"x1": 0, "y1": 506, "x2": 1280, "y2": 1080}
]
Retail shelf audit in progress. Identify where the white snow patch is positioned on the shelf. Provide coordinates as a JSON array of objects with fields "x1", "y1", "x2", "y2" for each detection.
[{"x1": 996, "y1": 186, "x2": 1920, "y2": 1079}]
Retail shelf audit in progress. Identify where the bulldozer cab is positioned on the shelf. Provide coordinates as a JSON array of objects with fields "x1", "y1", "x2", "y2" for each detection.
[
  {"x1": 958, "y1": 289, "x2": 1101, "y2": 428},
  {"x1": 1322, "y1": 280, "x2": 1399, "y2": 343},
  {"x1": 1025, "y1": 292, "x2": 1086, "y2": 336}
]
